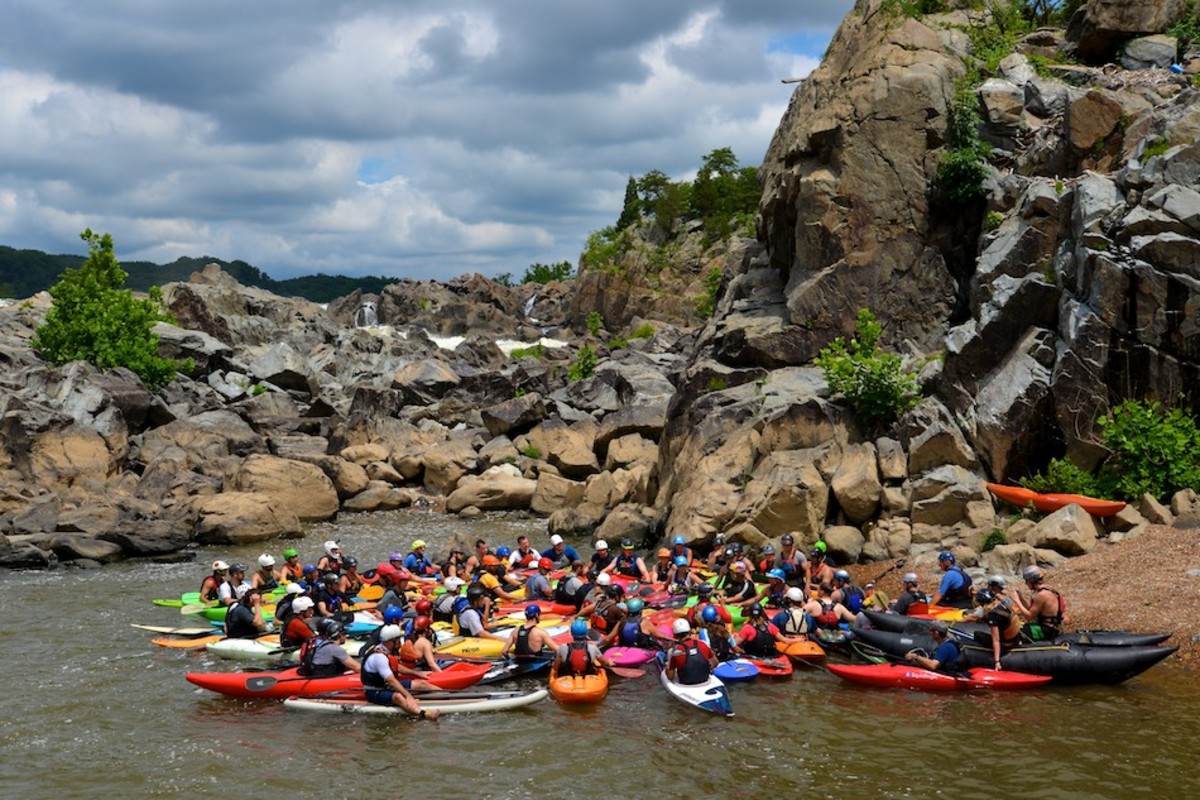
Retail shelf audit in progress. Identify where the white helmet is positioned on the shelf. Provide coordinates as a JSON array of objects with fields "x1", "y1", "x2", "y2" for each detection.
[
  {"x1": 292, "y1": 597, "x2": 314, "y2": 613},
  {"x1": 258, "y1": 554, "x2": 275, "y2": 567},
  {"x1": 285, "y1": 582, "x2": 304, "y2": 595},
  {"x1": 785, "y1": 587, "x2": 805, "y2": 603},
  {"x1": 379, "y1": 624, "x2": 403, "y2": 643},
  {"x1": 988, "y1": 574, "x2": 1006, "y2": 587},
  {"x1": 902, "y1": 572, "x2": 919, "y2": 584},
  {"x1": 672, "y1": 618, "x2": 691, "y2": 636},
  {"x1": 549, "y1": 534, "x2": 564, "y2": 546},
  {"x1": 443, "y1": 577, "x2": 465, "y2": 591},
  {"x1": 596, "y1": 573, "x2": 612, "y2": 586},
  {"x1": 212, "y1": 560, "x2": 229, "y2": 571},
  {"x1": 324, "y1": 540, "x2": 340, "y2": 556},
  {"x1": 595, "y1": 540, "x2": 608, "y2": 550}
]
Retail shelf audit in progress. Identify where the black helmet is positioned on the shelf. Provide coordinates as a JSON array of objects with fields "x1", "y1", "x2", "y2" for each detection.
[
  {"x1": 322, "y1": 572, "x2": 339, "y2": 584},
  {"x1": 229, "y1": 563, "x2": 246, "y2": 574},
  {"x1": 748, "y1": 602, "x2": 765, "y2": 617},
  {"x1": 323, "y1": 620, "x2": 345, "y2": 639},
  {"x1": 975, "y1": 588, "x2": 996, "y2": 605},
  {"x1": 343, "y1": 556, "x2": 358, "y2": 568},
  {"x1": 467, "y1": 585, "x2": 486, "y2": 601},
  {"x1": 697, "y1": 583, "x2": 713, "y2": 595}
]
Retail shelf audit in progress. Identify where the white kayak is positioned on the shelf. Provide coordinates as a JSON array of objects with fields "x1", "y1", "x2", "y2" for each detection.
[
  {"x1": 655, "y1": 652, "x2": 733, "y2": 716},
  {"x1": 206, "y1": 636, "x2": 365, "y2": 662},
  {"x1": 283, "y1": 688, "x2": 549, "y2": 715}
]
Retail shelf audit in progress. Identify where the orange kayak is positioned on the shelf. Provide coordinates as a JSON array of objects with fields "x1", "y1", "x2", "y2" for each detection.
[
  {"x1": 775, "y1": 639, "x2": 826, "y2": 662},
  {"x1": 986, "y1": 483, "x2": 1126, "y2": 517},
  {"x1": 548, "y1": 668, "x2": 609, "y2": 704}
]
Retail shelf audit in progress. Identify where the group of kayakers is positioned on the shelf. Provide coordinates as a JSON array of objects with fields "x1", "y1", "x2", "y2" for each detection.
[{"x1": 198, "y1": 533, "x2": 1069, "y2": 709}]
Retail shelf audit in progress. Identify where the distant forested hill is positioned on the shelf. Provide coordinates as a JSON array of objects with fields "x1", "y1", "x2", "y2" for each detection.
[{"x1": 0, "y1": 246, "x2": 393, "y2": 303}]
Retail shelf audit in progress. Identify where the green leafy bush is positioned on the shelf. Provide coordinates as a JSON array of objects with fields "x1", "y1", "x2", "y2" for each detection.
[
  {"x1": 581, "y1": 227, "x2": 625, "y2": 272},
  {"x1": 607, "y1": 336, "x2": 628, "y2": 351},
  {"x1": 586, "y1": 311, "x2": 603, "y2": 337},
  {"x1": 510, "y1": 343, "x2": 546, "y2": 359},
  {"x1": 984, "y1": 210, "x2": 1004, "y2": 231},
  {"x1": 567, "y1": 345, "x2": 598, "y2": 382},
  {"x1": 694, "y1": 266, "x2": 723, "y2": 319},
  {"x1": 815, "y1": 309, "x2": 920, "y2": 426},
  {"x1": 981, "y1": 529, "x2": 1007, "y2": 552},
  {"x1": 936, "y1": 81, "x2": 991, "y2": 203},
  {"x1": 706, "y1": 377, "x2": 728, "y2": 393},
  {"x1": 630, "y1": 322, "x2": 655, "y2": 340},
  {"x1": 522, "y1": 261, "x2": 574, "y2": 284},
  {"x1": 32, "y1": 229, "x2": 185, "y2": 389},
  {"x1": 1142, "y1": 138, "x2": 1172, "y2": 160}
]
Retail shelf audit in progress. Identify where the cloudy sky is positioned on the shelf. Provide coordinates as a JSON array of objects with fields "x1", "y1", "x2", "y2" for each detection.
[{"x1": 0, "y1": 1, "x2": 853, "y2": 281}]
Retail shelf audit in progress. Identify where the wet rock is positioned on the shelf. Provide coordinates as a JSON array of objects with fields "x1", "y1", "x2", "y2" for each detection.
[{"x1": 53, "y1": 534, "x2": 124, "y2": 563}]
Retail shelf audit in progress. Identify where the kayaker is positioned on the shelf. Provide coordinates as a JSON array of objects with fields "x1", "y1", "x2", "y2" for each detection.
[
  {"x1": 272, "y1": 582, "x2": 306, "y2": 625},
  {"x1": 553, "y1": 560, "x2": 591, "y2": 610},
  {"x1": 891, "y1": 572, "x2": 927, "y2": 615},
  {"x1": 219, "y1": 563, "x2": 250, "y2": 606},
  {"x1": 225, "y1": 587, "x2": 269, "y2": 639},
  {"x1": 803, "y1": 583, "x2": 856, "y2": 630},
  {"x1": 502, "y1": 605, "x2": 558, "y2": 660},
  {"x1": 748, "y1": 568, "x2": 788, "y2": 608},
  {"x1": 757, "y1": 545, "x2": 779, "y2": 578},
  {"x1": 732, "y1": 602, "x2": 799, "y2": 657},
  {"x1": 280, "y1": 548, "x2": 304, "y2": 582},
  {"x1": 700, "y1": 605, "x2": 738, "y2": 661},
  {"x1": 465, "y1": 538, "x2": 491, "y2": 575},
  {"x1": 904, "y1": 620, "x2": 960, "y2": 674},
  {"x1": 929, "y1": 551, "x2": 974, "y2": 609},
  {"x1": 251, "y1": 554, "x2": 280, "y2": 591},
  {"x1": 358, "y1": 606, "x2": 407, "y2": 658},
  {"x1": 861, "y1": 581, "x2": 891, "y2": 611},
  {"x1": 299, "y1": 619, "x2": 360, "y2": 678},
  {"x1": 830, "y1": 569, "x2": 866, "y2": 613},
  {"x1": 399, "y1": 616, "x2": 444, "y2": 673},
  {"x1": 456, "y1": 585, "x2": 509, "y2": 642},
  {"x1": 669, "y1": 535, "x2": 694, "y2": 567},
  {"x1": 524, "y1": 557, "x2": 555, "y2": 602},
  {"x1": 605, "y1": 539, "x2": 651, "y2": 582},
  {"x1": 1011, "y1": 565, "x2": 1065, "y2": 641},
  {"x1": 580, "y1": 574, "x2": 623, "y2": 636},
  {"x1": 433, "y1": 576, "x2": 466, "y2": 623},
  {"x1": 725, "y1": 542, "x2": 755, "y2": 575},
  {"x1": 769, "y1": 587, "x2": 812, "y2": 640},
  {"x1": 315, "y1": 572, "x2": 350, "y2": 618},
  {"x1": 806, "y1": 546, "x2": 835, "y2": 594},
  {"x1": 440, "y1": 545, "x2": 470, "y2": 580},
  {"x1": 508, "y1": 535, "x2": 540, "y2": 570},
  {"x1": 300, "y1": 563, "x2": 321, "y2": 592},
  {"x1": 280, "y1": 596, "x2": 317, "y2": 649},
  {"x1": 777, "y1": 533, "x2": 807, "y2": 584},
  {"x1": 315, "y1": 540, "x2": 342, "y2": 575},
  {"x1": 541, "y1": 534, "x2": 580, "y2": 570},
  {"x1": 664, "y1": 619, "x2": 718, "y2": 686},
  {"x1": 652, "y1": 548, "x2": 675, "y2": 583},
  {"x1": 403, "y1": 539, "x2": 441, "y2": 578},
  {"x1": 372, "y1": 564, "x2": 412, "y2": 619},
  {"x1": 554, "y1": 619, "x2": 612, "y2": 677},
  {"x1": 719, "y1": 562, "x2": 757, "y2": 607},
  {"x1": 706, "y1": 534, "x2": 729, "y2": 572},
  {"x1": 476, "y1": 554, "x2": 524, "y2": 614},
  {"x1": 685, "y1": 583, "x2": 731, "y2": 627},
  {"x1": 664, "y1": 555, "x2": 697, "y2": 594},
  {"x1": 337, "y1": 557, "x2": 364, "y2": 598},
  {"x1": 361, "y1": 625, "x2": 440, "y2": 720},
  {"x1": 602, "y1": 597, "x2": 659, "y2": 649},
  {"x1": 200, "y1": 561, "x2": 228, "y2": 603},
  {"x1": 590, "y1": 539, "x2": 615, "y2": 573},
  {"x1": 972, "y1": 588, "x2": 1022, "y2": 669}
]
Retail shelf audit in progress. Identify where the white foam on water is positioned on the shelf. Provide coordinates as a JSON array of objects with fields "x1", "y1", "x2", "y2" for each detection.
[{"x1": 349, "y1": 323, "x2": 566, "y2": 356}]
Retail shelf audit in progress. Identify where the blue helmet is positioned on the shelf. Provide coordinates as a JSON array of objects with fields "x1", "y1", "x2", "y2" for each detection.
[
  {"x1": 525, "y1": 604, "x2": 542, "y2": 619},
  {"x1": 302, "y1": 563, "x2": 317, "y2": 574},
  {"x1": 767, "y1": 568, "x2": 787, "y2": 582},
  {"x1": 674, "y1": 555, "x2": 688, "y2": 567},
  {"x1": 701, "y1": 606, "x2": 719, "y2": 624},
  {"x1": 383, "y1": 606, "x2": 405, "y2": 625},
  {"x1": 626, "y1": 598, "x2": 644, "y2": 615},
  {"x1": 496, "y1": 546, "x2": 512, "y2": 559},
  {"x1": 938, "y1": 550, "x2": 955, "y2": 564},
  {"x1": 673, "y1": 535, "x2": 685, "y2": 545},
  {"x1": 570, "y1": 618, "x2": 588, "y2": 639}
]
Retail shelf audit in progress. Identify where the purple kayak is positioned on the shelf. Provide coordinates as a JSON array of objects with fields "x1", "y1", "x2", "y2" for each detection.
[{"x1": 606, "y1": 647, "x2": 657, "y2": 667}]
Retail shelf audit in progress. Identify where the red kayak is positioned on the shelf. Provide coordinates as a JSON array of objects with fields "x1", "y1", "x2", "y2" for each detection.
[
  {"x1": 186, "y1": 661, "x2": 491, "y2": 700},
  {"x1": 743, "y1": 656, "x2": 793, "y2": 677},
  {"x1": 826, "y1": 662, "x2": 1052, "y2": 691}
]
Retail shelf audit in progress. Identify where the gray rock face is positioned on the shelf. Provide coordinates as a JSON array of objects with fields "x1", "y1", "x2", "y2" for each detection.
[
  {"x1": 480, "y1": 393, "x2": 546, "y2": 438},
  {"x1": 1073, "y1": 0, "x2": 1186, "y2": 62},
  {"x1": 1121, "y1": 34, "x2": 1179, "y2": 70}
]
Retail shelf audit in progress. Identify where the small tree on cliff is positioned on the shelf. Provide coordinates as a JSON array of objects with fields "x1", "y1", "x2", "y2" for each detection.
[
  {"x1": 816, "y1": 308, "x2": 920, "y2": 427},
  {"x1": 616, "y1": 176, "x2": 640, "y2": 231},
  {"x1": 32, "y1": 229, "x2": 182, "y2": 388}
]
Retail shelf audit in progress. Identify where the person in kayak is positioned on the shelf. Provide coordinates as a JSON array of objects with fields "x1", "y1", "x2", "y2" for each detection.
[
  {"x1": 508, "y1": 535, "x2": 540, "y2": 570},
  {"x1": 219, "y1": 563, "x2": 250, "y2": 606},
  {"x1": 929, "y1": 551, "x2": 974, "y2": 609},
  {"x1": 465, "y1": 538, "x2": 491, "y2": 575},
  {"x1": 651, "y1": 548, "x2": 673, "y2": 583},
  {"x1": 580, "y1": 574, "x2": 623, "y2": 637},
  {"x1": 280, "y1": 548, "x2": 304, "y2": 582},
  {"x1": 861, "y1": 581, "x2": 891, "y2": 611},
  {"x1": 541, "y1": 534, "x2": 580, "y2": 570},
  {"x1": 280, "y1": 596, "x2": 317, "y2": 649},
  {"x1": 706, "y1": 534, "x2": 730, "y2": 572},
  {"x1": 432, "y1": 576, "x2": 466, "y2": 623},
  {"x1": 664, "y1": 555, "x2": 698, "y2": 594},
  {"x1": 757, "y1": 545, "x2": 779, "y2": 578},
  {"x1": 904, "y1": 620, "x2": 961, "y2": 674},
  {"x1": 554, "y1": 560, "x2": 591, "y2": 610},
  {"x1": 299, "y1": 619, "x2": 360, "y2": 678},
  {"x1": 685, "y1": 583, "x2": 732, "y2": 627},
  {"x1": 315, "y1": 572, "x2": 350, "y2": 618},
  {"x1": 456, "y1": 585, "x2": 508, "y2": 643},
  {"x1": 777, "y1": 533, "x2": 807, "y2": 584},
  {"x1": 403, "y1": 539, "x2": 441, "y2": 579},
  {"x1": 973, "y1": 588, "x2": 1022, "y2": 669},
  {"x1": 605, "y1": 539, "x2": 652, "y2": 582},
  {"x1": 830, "y1": 569, "x2": 866, "y2": 613},
  {"x1": 770, "y1": 587, "x2": 813, "y2": 640},
  {"x1": 272, "y1": 582, "x2": 306, "y2": 626},
  {"x1": 665, "y1": 619, "x2": 718, "y2": 685},
  {"x1": 361, "y1": 625, "x2": 440, "y2": 720},
  {"x1": 554, "y1": 619, "x2": 612, "y2": 677},
  {"x1": 700, "y1": 605, "x2": 738, "y2": 661},
  {"x1": 669, "y1": 535, "x2": 694, "y2": 567},
  {"x1": 601, "y1": 597, "x2": 659, "y2": 649},
  {"x1": 502, "y1": 605, "x2": 558, "y2": 660},
  {"x1": 225, "y1": 587, "x2": 269, "y2": 639},
  {"x1": 357, "y1": 606, "x2": 408, "y2": 658},
  {"x1": 806, "y1": 546, "x2": 835, "y2": 594},
  {"x1": 315, "y1": 540, "x2": 342, "y2": 575},
  {"x1": 803, "y1": 583, "x2": 857, "y2": 630},
  {"x1": 733, "y1": 602, "x2": 803, "y2": 657},
  {"x1": 370, "y1": 564, "x2": 409, "y2": 619},
  {"x1": 440, "y1": 545, "x2": 470, "y2": 581},
  {"x1": 589, "y1": 540, "x2": 615, "y2": 573},
  {"x1": 719, "y1": 562, "x2": 758, "y2": 607},
  {"x1": 399, "y1": 616, "x2": 444, "y2": 673},
  {"x1": 524, "y1": 557, "x2": 555, "y2": 602},
  {"x1": 300, "y1": 563, "x2": 321, "y2": 592},
  {"x1": 337, "y1": 557, "x2": 364, "y2": 599},
  {"x1": 200, "y1": 561, "x2": 228, "y2": 603},
  {"x1": 251, "y1": 554, "x2": 280, "y2": 592},
  {"x1": 725, "y1": 542, "x2": 755, "y2": 576},
  {"x1": 891, "y1": 572, "x2": 927, "y2": 615},
  {"x1": 748, "y1": 568, "x2": 788, "y2": 608},
  {"x1": 1011, "y1": 565, "x2": 1066, "y2": 641},
  {"x1": 476, "y1": 554, "x2": 524, "y2": 615}
]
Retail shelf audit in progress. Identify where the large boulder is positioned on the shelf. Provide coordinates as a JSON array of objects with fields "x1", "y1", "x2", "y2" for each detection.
[
  {"x1": 422, "y1": 437, "x2": 478, "y2": 495},
  {"x1": 480, "y1": 393, "x2": 546, "y2": 438},
  {"x1": 30, "y1": 424, "x2": 114, "y2": 494},
  {"x1": 187, "y1": 492, "x2": 303, "y2": 544},
  {"x1": 230, "y1": 454, "x2": 339, "y2": 522},
  {"x1": 446, "y1": 471, "x2": 537, "y2": 513},
  {"x1": 1025, "y1": 504, "x2": 1103, "y2": 555},
  {"x1": 830, "y1": 443, "x2": 881, "y2": 524},
  {"x1": 530, "y1": 472, "x2": 587, "y2": 516},
  {"x1": 736, "y1": 450, "x2": 830, "y2": 541},
  {"x1": 517, "y1": 420, "x2": 600, "y2": 480},
  {"x1": 1073, "y1": 0, "x2": 1186, "y2": 63},
  {"x1": 137, "y1": 410, "x2": 266, "y2": 469}
]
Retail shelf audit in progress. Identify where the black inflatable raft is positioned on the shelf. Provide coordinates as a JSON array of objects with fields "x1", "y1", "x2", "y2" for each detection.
[
  {"x1": 851, "y1": 627, "x2": 1176, "y2": 685},
  {"x1": 859, "y1": 610, "x2": 1172, "y2": 647}
]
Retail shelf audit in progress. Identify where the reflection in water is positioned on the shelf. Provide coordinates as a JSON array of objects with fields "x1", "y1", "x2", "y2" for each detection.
[{"x1": 0, "y1": 509, "x2": 1192, "y2": 799}]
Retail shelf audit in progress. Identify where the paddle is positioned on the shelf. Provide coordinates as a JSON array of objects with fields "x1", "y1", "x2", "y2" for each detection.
[
  {"x1": 869, "y1": 557, "x2": 907, "y2": 584},
  {"x1": 131, "y1": 624, "x2": 217, "y2": 637},
  {"x1": 180, "y1": 602, "x2": 216, "y2": 615},
  {"x1": 153, "y1": 599, "x2": 185, "y2": 608},
  {"x1": 606, "y1": 664, "x2": 646, "y2": 678}
]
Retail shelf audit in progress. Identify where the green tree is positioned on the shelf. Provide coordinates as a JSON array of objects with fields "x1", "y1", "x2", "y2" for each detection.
[
  {"x1": 32, "y1": 229, "x2": 183, "y2": 388},
  {"x1": 616, "y1": 176, "x2": 640, "y2": 231},
  {"x1": 521, "y1": 261, "x2": 574, "y2": 284},
  {"x1": 815, "y1": 309, "x2": 920, "y2": 426}
]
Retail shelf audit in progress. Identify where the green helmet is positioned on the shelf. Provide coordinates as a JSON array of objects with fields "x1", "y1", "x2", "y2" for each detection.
[{"x1": 283, "y1": 547, "x2": 298, "y2": 559}]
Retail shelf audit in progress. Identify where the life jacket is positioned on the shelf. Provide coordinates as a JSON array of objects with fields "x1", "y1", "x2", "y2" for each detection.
[
  {"x1": 433, "y1": 593, "x2": 458, "y2": 623},
  {"x1": 759, "y1": 558, "x2": 777, "y2": 575},
  {"x1": 200, "y1": 576, "x2": 221, "y2": 603},
  {"x1": 317, "y1": 587, "x2": 345, "y2": 613},
  {"x1": 706, "y1": 628, "x2": 735, "y2": 662},
  {"x1": 767, "y1": 586, "x2": 785, "y2": 608},
  {"x1": 398, "y1": 639, "x2": 422, "y2": 669},
  {"x1": 255, "y1": 570, "x2": 279, "y2": 592},
  {"x1": 943, "y1": 566, "x2": 973, "y2": 607},
  {"x1": 618, "y1": 619, "x2": 653, "y2": 648},
  {"x1": 674, "y1": 638, "x2": 711, "y2": 685},
  {"x1": 723, "y1": 578, "x2": 752, "y2": 602},
  {"x1": 614, "y1": 554, "x2": 640, "y2": 578},
  {"x1": 1035, "y1": 587, "x2": 1066, "y2": 629},
  {"x1": 512, "y1": 549, "x2": 538, "y2": 569},
  {"x1": 281, "y1": 563, "x2": 304, "y2": 582},
  {"x1": 320, "y1": 556, "x2": 342, "y2": 574},
  {"x1": 299, "y1": 639, "x2": 344, "y2": 677},
  {"x1": 224, "y1": 601, "x2": 258, "y2": 639},
  {"x1": 281, "y1": 615, "x2": 313, "y2": 649},
  {"x1": 360, "y1": 645, "x2": 395, "y2": 688},
  {"x1": 590, "y1": 599, "x2": 617, "y2": 633},
  {"x1": 341, "y1": 574, "x2": 363, "y2": 596},
  {"x1": 839, "y1": 583, "x2": 866, "y2": 613},
  {"x1": 654, "y1": 561, "x2": 672, "y2": 582},
  {"x1": 742, "y1": 621, "x2": 776, "y2": 657},
  {"x1": 564, "y1": 640, "x2": 595, "y2": 677},
  {"x1": 780, "y1": 608, "x2": 810, "y2": 637},
  {"x1": 984, "y1": 603, "x2": 1023, "y2": 648},
  {"x1": 515, "y1": 625, "x2": 539, "y2": 658},
  {"x1": 815, "y1": 600, "x2": 840, "y2": 629},
  {"x1": 273, "y1": 595, "x2": 296, "y2": 626}
]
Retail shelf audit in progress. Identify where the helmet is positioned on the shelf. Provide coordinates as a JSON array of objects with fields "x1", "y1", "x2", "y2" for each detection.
[
  {"x1": 674, "y1": 555, "x2": 688, "y2": 567},
  {"x1": 975, "y1": 588, "x2": 996, "y2": 605},
  {"x1": 1022, "y1": 565, "x2": 1043, "y2": 582},
  {"x1": 785, "y1": 587, "x2": 805, "y2": 603},
  {"x1": 525, "y1": 605, "x2": 542, "y2": 619},
  {"x1": 657, "y1": 548, "x2": 671, "y2": 558},
  {"x1": 762, "y1": 545, "x2": 775, "y2": 555},
  {"x1": 767, "y1": 568, "x2": 787, "y2": 582},
  {"x1": 834, "y1": 569, "x2": 850, "y2": 583},
  {"x1": 324, "y1": 540, "x2": 339, "y2": 556},
  {"x1": 595, "y1": 540, "x2": 609, "y2": 551},
  {"x1": 987, "y1": 575, "x2": 1006, "y2": 588},
  {"x1": 781, "y1": 533, "x2": 795, "y2": 545},
  {"x1": 379, "y1": 624, "x2": 403, "y2": 643},
  {"x1": 538, "y1": 557, "x2": 553, "y2": 570},
  {"x1": 303, "y1": 563, "x2": 317, "y2": 575},
  {"x1": 283, "y1": 548, "x2": 298, "y2": 559},
  {"x1": 495, "y1": 546, "x2": 512, "y2": 559},
  {"x1": 701, "y1": 606, "x2": 719, "y2": 623},
  {"x1": 748, "y1": 603, "x2": 765, "y2": 617},
  {"x1": 672, "y1": 618, "x2": 691, "y2": 636},
  {"x1": 414, "y1": 616, "x2": 432, "y2": 632},
  {"x1": 608, "y1": 584, "x2": 625, "y2": 597},
  {"x1": 212, "y1": 560, "x2": 229, "y2": 572},
  {"x1": 596, "y1": 573, "x2": 612, "y2": 586},
  {"x1": 621, "y1": 538, "x2": 634, "y2": 550},
  {"x1": 730, "y1": 562, "x2": 747, "y2": 572},
  {"x1": 257, "y1": 554, "x2": 275, "y2": 567},
  {"x1": 902, "y1": 572, "x2": 919, "y2": 584},
  {"x1": 814, "y1": 541, "x2": 827, "y2": 553},
  {"x1": 570, "y1": 619, "x2": 588, "y2": 639},
  {"x1": 714, "y1": 534, "x2": 726, "y2": 545},
  {"x1": 809, "y1": 548, "x2": 824, "y2": 559},
  {"x1": 728, "y1": 542, "x2": 742, "y2": 554},
  {"x1": 443, "y1": 577, "x2": 466, "y2": 591},
  {"x1": 697, "y1": 583, "x2": 713, "y2": 596},
  {"x1": 321, "y1": 572, "x2": 338, "y2": 584},
  {"x1": 412, "y1": 539, "x2": 427, "y2": 550},
  {"x1": 673, "y1": 536, "x2": 685, "y2": 546},
  {"x1": 285, "y1": 582, "x2": 304, "y2": 595},
  {"x1": 322, "y1": 620, "x2": 345, "y2": 639},
  {"x1": 383, "y1": 606, "x2": 405, "y2": 624},
  {"x1": 389, "y1": 552, "x2": 404, "y2": 562},
  {"x1": 467, "y1": 585, "x2": 486, "y2": 601},
  {"x1": 482, "y1": 555, "x2": 501, "y2": 567},
  {"x1": 376, "y1": 563, "x2": 397, "y2": 578},
  {"x1": 626, "y1": 598, "x2": 644, "y2": 615},
  {"x1": 415, "y1": 600, "x2": 432, "y2": 616},
  {"x1": 292, "y1": 597, "x2": 314, "y2": 613},
  {"x1": 938, "y1": 550, "x2": 955, "y2": 563},
  {"x1": 550, "y1": 534, "x2": 564, "y2": 546},
  {"x1": 343, "y1": 556, "x2": 358, "y2": 568},
  {"x1": 930, "y1": 620, "x2": 950, "y2": 637},
  {"x1": 229, "y1": 563, "x2": 246, "y2": 574}
]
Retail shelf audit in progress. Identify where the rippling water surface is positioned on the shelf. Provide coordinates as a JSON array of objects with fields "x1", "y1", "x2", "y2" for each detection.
[{"x1": 0, "y1": 510, "x2": 1194, "y2": 799}]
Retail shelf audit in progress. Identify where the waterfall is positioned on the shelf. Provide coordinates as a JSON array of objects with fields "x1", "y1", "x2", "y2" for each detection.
[
  {"x1": 354, "y1": 301, "x2": 378, "y2": 328},
  {"x1": 523, "y1": 294, "x2": 537, "y2": 319}
]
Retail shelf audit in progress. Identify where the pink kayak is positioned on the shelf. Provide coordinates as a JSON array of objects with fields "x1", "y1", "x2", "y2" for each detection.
[{"x1": 606, "y1": 647, "x2": 657, "y2": 667}]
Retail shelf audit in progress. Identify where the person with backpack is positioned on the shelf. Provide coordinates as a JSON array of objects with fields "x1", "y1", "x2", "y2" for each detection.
[
  {"x1": 770, "y1": 587, "x2": 813, "y2": 640},
  {"x1": 929, "y1": 551, "x2": 974, "y2": 609},
  {"x1": 802, "y1": 583, "x2": 856, "y2": 630},
  {"x1": 830, "y1": 569, "x2": 866, "y2": 613},
  {"x1": 297, "y1": 619, "x2": 360, "y2": 678},
  {"x1": 361, "y1": 625, "x2": 440, "y2": 720},
  {"x1": 554, "y1": 619, "x2": 612, "y2": 677}
]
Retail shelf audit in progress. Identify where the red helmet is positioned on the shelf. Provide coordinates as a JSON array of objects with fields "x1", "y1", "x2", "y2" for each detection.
[
  {"x1": 415, "y1": 599, "x2": 432, "y2": 616},
  {"x1": 414, "y1": 616, "x2": 432, "y2": 632},
  {"x1": 538, "y1": 557, "x2": 553, "y2": 570}
]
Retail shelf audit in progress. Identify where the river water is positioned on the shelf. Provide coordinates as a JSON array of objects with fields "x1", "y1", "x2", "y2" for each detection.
[{"x1": 1, "y1": 509, "x2": 1195, "y2": 799}]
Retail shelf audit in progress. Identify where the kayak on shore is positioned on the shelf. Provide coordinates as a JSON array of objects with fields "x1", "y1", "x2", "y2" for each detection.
[{"x1": 985, "y1": 483, "x2": 1126, "y2": 517}]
